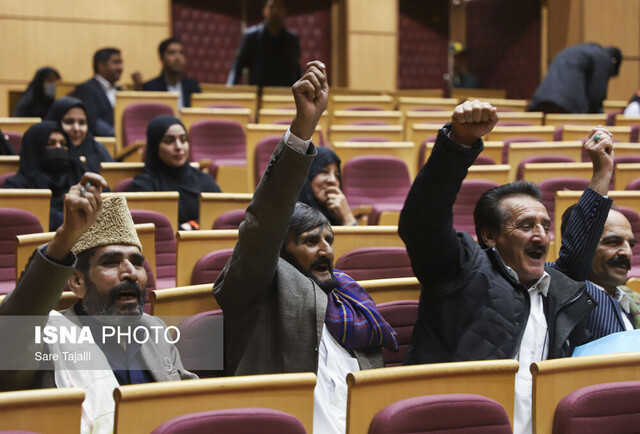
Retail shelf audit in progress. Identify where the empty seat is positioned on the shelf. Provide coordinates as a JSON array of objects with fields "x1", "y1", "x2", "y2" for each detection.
[
  {"x1": 454, "y1": 180, "x2": 499, "y2": 237},
  {"x1": 553, "y1": 381, "x2": 640, "y2": 434},
  {"x1": 626, "y1": 177, "x2": 640, "y2": 190},
  {"x1": 539, "y1": 177, "x2": 590, "y2": 234},
  {"x1": 377, "y1": 300, "x2": 419, "y2": 366},
  {"x1": 254, "y1": 136, "x2": 281, "y2": 187},
  {"x1": 191, "y1": 248, "x2": 234, "y2": 285},
  {"x1": 342, "y1": 155, "x2": 412, "y2": 225},
  {"x1": 516, "y1": 155, "x2": 575, "y2": 180},
  {"x1": 130, "y1": 209, "x2": 176, "y2": 289},
  {"x1": 122, "y1": 103, "x2": 174, "y2": 148},
  {"x1": 151, "y1": 407, "x2": 306, "y2": 434},
  {"x1": 212, "y1": 209, "x2": 245, "y2": 230},
  {"x1": 0, "y1": 208, "x2": 43, "y2": 294},
  {"x1": 335, "y1": 247, "x2": 412, "y2": 281},
  {"x1": 176, "y1": 309, "x2": 223, "y2": 378},
  {"x1": 188, "y1": 119, "x2": 246, "y2": 166},
  {"x1": 369, "y1": 393, "x2": 512, "y2": 434}
]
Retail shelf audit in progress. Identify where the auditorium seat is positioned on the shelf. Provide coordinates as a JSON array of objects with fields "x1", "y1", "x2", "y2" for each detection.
[
  {"x1": 553, "y1": 381, "x2": 640, "y2": 434},
  {"x1": 539, "y1": 177, "x2": 590, "y2": 235},
  {"x1": 454, "y1": 180, "x2": 499, "y2": 237},
  {"x1": 188, "y1": 119, "x2": 246, "y2": 167},
  {"x1": 212, "y1": 209, "x2": 245, "y2": 230},
  {"x1": 369, "y1": 394, "x2": 512, "y2": 434},
  {"x1": 114, "y1": 177, "x2": 133, "y2": 192},
  {"x1": 0, "y1": 208, "x2": 43, "y2": 294},
  {"x1": 191, "y1": 248, "x2": 234, "y2": 285},
  {"x1": 516, "y1": 155, "x2": 575, "y2": 181},
  {"x1": 377, "y1": 300, "x2": 419, "y2": 366},
  {"x1": 122, "y1": 102, "x2": 174, "y2": 148},
  {"x1": 130, "y1": 209, "x2": 176, "y2": 289},
  {"x1": 151, "y1": 408, "x2": 306, "y2": 434},
  {"x1": 0, "y1": 172, "x2": 16, "y2": 188},
  {"x1": 175, "y1": 309, "x2": 223, "y2": 378},
  {"x1": 335, "y1": 247, "x2": 412, "y2": 281},
  {"x1": 3, "y1": 131, "x2": 21, "y2": 154},
  {"x1": 254, "y1": 136, "x2": 281, "y2": 187},
  {"x1": 342, "y1": 155, "x2": 411, "y2": 225}
]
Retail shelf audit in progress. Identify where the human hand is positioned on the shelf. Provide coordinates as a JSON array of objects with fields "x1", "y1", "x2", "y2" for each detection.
[
  {"x1": 325, "y1": 186, "x2": 356, "y2": 225},
  {"x1": 450, "y1": 100, "x2": 499, "y2": 147},
  {"x1": 47, "y1": 173, "x2": 108, "y2": 261},
  {"x1": 131, "y1": 71, "x2": 143, "y2": 91},
  {"x1": 585, "y1": 127, "x2": 614, "y2": 195},
  {"x1": 290, "y1": 60, "x2": 329, "y2": 141}
]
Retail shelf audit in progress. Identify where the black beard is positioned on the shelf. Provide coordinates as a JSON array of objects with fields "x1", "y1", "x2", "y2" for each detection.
[
  {"x1": 282, "y1": 251, "x2": 338, "y2": 294},
  {"x1": 82, "y1": 277, "x2": 145, "y2": 319}
]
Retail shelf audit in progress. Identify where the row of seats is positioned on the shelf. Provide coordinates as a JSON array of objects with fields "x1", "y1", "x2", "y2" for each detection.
[{"x1": 2, "y1": 351, "x2": 639, "y2": 433}]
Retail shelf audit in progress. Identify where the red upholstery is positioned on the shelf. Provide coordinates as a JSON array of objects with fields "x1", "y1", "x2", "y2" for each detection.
[
  {"x1": 369, "y1": 393, "x2": 512, "y2": 434},
  {"x1": 130, "y1": 209, "x2": 176, "y2": 289},
  {"x1": 0, "y1": 171, "x2": 16, "y2": 188},
  {"x1": 473, "y1": 154, "x2": 496, "y2": 165},
  {"x1": 342, "y1": 155, "x2": 412, "y2": 225},
  {"x1": 377, "y1": 300, "x2": 419, "y2": 367},
  {"x1": 151, "y1": 407, "x2": 306, "y2": 434},
  {"x1": 191, "y1": 248, "x2": 234, "y2": 285},
  {"x1": 335, "y1": 247, "x2": 412, "y2": 281},
  {"x1": 418, "y1": 136, "x2": 438, "y2": 167},
  {"x1": 626, "y1": 177, "x2": 640, "y2": 191},
  {"x1": 553, "y1": 381, "x2": 640, "y2": 434},
  {"x1": 254, "y1": 136, "x2": 282, "y2": 187},
  {"x1": 502, "y1": 137, "x2": 545, "y2": 164},
  {"x1": 615, "y1": 206, "x2": 640, "y2": 278},
  {"x1": 114, "y1": 177, "x2": 133, "y2": 192},
  {"x1": 0, "y1": 208, "x2": 43, "y2": 294},
  {"x1": 453, "y1": 180, "x2": 499, "y2": 237},
  {"x1": 4, "y1": 131, "x2": 21, "y2": 154},
  {"x1": 175, "y1": 309, "x2": 223, "y2": 378},
  {"x1": 539, "y1": 177, "x2": 590, "y2": 235},
  {"x1": 188, "y1": 119, "x2": 246, "y2": 166},
  {"x1": 516, "y1": 154, "x2": 575, "y2": 180},
  {"x1": 213, "y1": 209, "x2": 245, "y2": 230},
  {"x1": 122, "y1": 103, "x2": 174, "y2": 148}
]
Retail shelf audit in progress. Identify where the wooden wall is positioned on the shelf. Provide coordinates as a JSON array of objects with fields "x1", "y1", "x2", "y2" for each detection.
[
  {"x1": 0, "y1": 0, "x2": 171, "y2": 116},
  {"x1": 547, "y1": 0, "x2": 640, "y2": 100}
]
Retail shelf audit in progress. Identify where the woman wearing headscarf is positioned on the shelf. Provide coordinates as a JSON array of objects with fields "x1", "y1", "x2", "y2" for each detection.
[
  {"x1": 298, "y1": 146, "x2": 357, "y2": 225},
  {"x1": 129, "y1": 115, "x2": 221, "y2": 229},
  {"x1": 4, "y1": 121, "x2": 85, "y2": 230},
  {"x1": 13, "y1": 67, "x2": 61, "y2": 118},
  {"x1": 45, "y1": 97, "x2": 114, "y2": 173}
]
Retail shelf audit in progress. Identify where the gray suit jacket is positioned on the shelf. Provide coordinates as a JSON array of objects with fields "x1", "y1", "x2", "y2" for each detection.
[{"x1": 213, "y1": 138, "x2": 383, "y2": 377}]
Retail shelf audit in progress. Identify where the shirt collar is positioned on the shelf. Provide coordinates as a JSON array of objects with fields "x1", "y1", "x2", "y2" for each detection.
[
  {"x1": 505, "y1": 265, "x2": 550, "y2": 296},
  {"x1": 592, "y1": 282, "x2": 631, "y2": 314},
  {"x1": 94, "y1": 74, "x2": 116, "y2": 91}
]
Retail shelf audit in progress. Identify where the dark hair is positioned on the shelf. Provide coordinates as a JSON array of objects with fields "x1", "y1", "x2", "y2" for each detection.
[
  {"x1": 604, "y1": 46, "x2": 623, "y2": 76},
  {"x1": 93, "y1": 48, "x2": 121, "y2": 73},
  {"x1": 474, "y1": 181, "x2": 542, "y2": 248},
  {"x1": 75, "y1": 247, "x2": 98, "y2": 277},
  {"x1": 281, "y1": 202, "x2": 331, "y2": 253},
  {"x1": 158, "y1": 37, "x2": 182, "y2": 56}
]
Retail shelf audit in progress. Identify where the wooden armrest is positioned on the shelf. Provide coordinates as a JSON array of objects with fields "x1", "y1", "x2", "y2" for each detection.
[{"x1": 116, "y1": 140, "x2": 146, "y2": 162}]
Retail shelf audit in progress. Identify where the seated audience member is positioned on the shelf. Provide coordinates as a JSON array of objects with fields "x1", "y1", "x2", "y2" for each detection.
[
  {"x1": 45, "y1": 96, "x2": 114, "y2": 174},
  {"x1": 73, "y1": 48, "x2": 123, "y2": 137},
  {"x1": 528, "y1": 43, "x2": 622, "y2": 113},
  {"x1": 227, "y1": 0, "x2": 301, "y2": 87},
  {"x1": 623, "y1": 90, "x2": 640, "y2": 116},
  {"x1": 298, "y1": 147, "x2": 357, "y2": 225},
  {"x1": 128, "y1": 115, "x2": 221, "y2": 230},
  {"x1": 0, "y1": 177, "x2": 197, "y2": 433},
  {"x1": 214, "y1": 61, "x2": 397, "y2": 434},
  {"x1": 132, "y1": 37, "x2": 201, "y2": 110},
  {"x1": 0, "y1": 130, "x2": 16, "y2": 155},
  {"x1": 399, "y1": 101, "x2": 614, "y2": 434},
  {"x1": 452, "y1": 43, "x2": 480, "y2": 89},
  {"x1": 13, "y1": 66, "x2": 61, "y2": 118},
  {"x1": 4, "y1": 121, "x2": 85, "y2": 231}
]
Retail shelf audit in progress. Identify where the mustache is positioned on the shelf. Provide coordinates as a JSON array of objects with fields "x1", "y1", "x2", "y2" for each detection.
[
  {"x1": 607, "y1": 256, "x2": 631, "y2": 270},
  {"x1": 107, "y1": 279, "x2": 144, "y2": 303},
  {"x1": 311, "y1": 257, "x2": 332, "y2": 270}
]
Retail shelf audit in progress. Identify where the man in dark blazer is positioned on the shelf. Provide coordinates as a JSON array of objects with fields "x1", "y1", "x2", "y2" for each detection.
[
  {"x1": 227, "y1": 0, "x2": 302, "y2": 87},
  {"x1": 214, "y1": 61, "x2": 396, "y2": 434},
  {"x1": 136, "y1": 37, "x2": 201, "y2": 110},
  {"x1": 73, "y1": 48, "x2": 123, "y2": 137}
]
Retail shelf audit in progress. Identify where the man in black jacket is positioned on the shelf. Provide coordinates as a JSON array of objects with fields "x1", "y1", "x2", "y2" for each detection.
[{"x1": 399, "y1": 100, "x2": 613, "y2": 434}]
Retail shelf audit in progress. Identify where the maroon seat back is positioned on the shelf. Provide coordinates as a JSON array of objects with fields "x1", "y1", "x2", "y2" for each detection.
[
  {"x1": 615, "y1": 206, "x2": 640, "y2": 277},
  {"x1": 342, "y1": 155, "x2": 411, "y2": 224},
  {"x1": 130, "y1": 209, "x2": 176, "y2": 289},
  {"x1": 335, "y1": 247, "x2": 412, "y2": 281},
  {"x1": 191, "y1": 248, "x2": 234, "y2": 285},
  {"x1": 453, "y1": 180, "x2": 499, "y2": 237},
  {"x1": 553, "y1": 381, "x2": 640, "y2": 434},
  {"x1": 473, "y1": 154, "x2": 497, "y2": 165},
  {"x1": 377, "y1": 300, "x2": 419, "y2": 367},
  {"x1": 188, "y1": 119, "x2": 246, "y2": 164},
  {"x1": 369, "y1": 393, "x2": 512, "y2": 434},
  {"x1": 122, "y1": 103, "x2": 174, "y2": 148},
  {"x1": 114, "y1": 177, "x2": 133, "y2": 192},
  {"x1": 418, "y1": 136, "x2": 437, "y2": 167},
  {"x1": 151, "y1": 408, "x2": 306, "y2": 434},
  {"x1": 516, "y1": 154, "x2": 575, "y2": 180},
  {"x1": 0, "y1": 208, "x2": 43, "y2": 294},
  {"x1": 626, "y1": 177, "x2": 640, "y2": 191},
  {"x1": 0, "y1": 171, "x2": 16, "y2": 188},
  {"x1": 175, "y1": 309, "x2": 223, "y2": 378},
  {"x1": 539, "y1": 177, "x2": 590, "y2": 235},
  {"x1": 4, "y1": 131, "x2": 21, "y2": 154},
  {"x1": 502, "y1": 137, "x2": 545, "y2": 164},
  {"x1": 212, "y1": 209, "x2": 245, "y2": 230},
  {"x1": 254, "y1": 136, "x2": 282, "y2": 187}
]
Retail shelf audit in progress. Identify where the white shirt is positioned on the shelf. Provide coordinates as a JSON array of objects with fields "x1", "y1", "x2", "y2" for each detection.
[
  {"x1": 509, "y1": 269, "x2": 550, "y2": 434},
  {"x1": 623, "y1": 101, "x2": 640, "y2": 116},
  {"x1": 314, "y1": 324, "x2": 360, "y2": 434},
  {"x1": 94, "y1": 74, "x2": 117, "y2": 108},
  {"x1": 166, "y1": 79, "x2": 183, "y2": 111}
]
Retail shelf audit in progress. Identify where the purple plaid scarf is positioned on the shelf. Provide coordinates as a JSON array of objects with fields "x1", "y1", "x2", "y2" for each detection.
[{"x1": 324, "y1": 269, "x2": 398, "y2": 351}]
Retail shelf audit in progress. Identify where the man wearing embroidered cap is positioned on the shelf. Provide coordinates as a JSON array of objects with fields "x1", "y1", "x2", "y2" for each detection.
[{"x1": 0, "y1": 173, "x2": 196, "y2": 433}]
